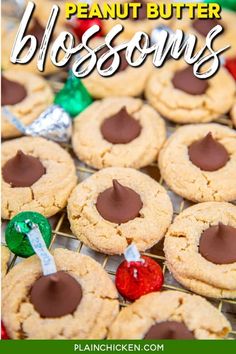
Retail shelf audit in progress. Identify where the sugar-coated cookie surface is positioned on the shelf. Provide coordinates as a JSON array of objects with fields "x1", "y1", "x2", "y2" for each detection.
[
  {"x1": 2, "y1": 137, "x2": 77, "y2": 219},
  {"x1": 81, "y1": 36, "x2": 153, "y2": 99},
  {"x1": 1, "y1": 245, "x2": 10, "y2": 278},
  {"x1": 2, "y1": 248, "x2": 119, "y2": 339},
  {"x1": 231, "y1": 101, "x2": 236, "y2": 128},
  {"x1": 164, "y1": 202, "x2": 236, "y2": 298},
  {"x1": 172, "y1": 10, "x2": 236, "y2": 59},
  {"x1": 1, "y1": 17, "x2": 65, "y2": 76},
  {"x1": 1, "y1": 71, "x2": 53, "y2": 138},
  {"x1": 108, "y1": 291, "x2": 231, "y2": 339},
  {"x1": 33, "y1": 0, "x2": 77, "y2": 26},
  {"x1": 67, "y1": 167, "x2": 173, "y2": 255},
  {"x1": 145, "y1": 60, "x2": 235, "y2": 124},
  {"x1": 158, "y1": 124, "x2": 236, "y2": 202},
  {"x1": 72, "y1": 97, "x2": 166, "y2": 169}
]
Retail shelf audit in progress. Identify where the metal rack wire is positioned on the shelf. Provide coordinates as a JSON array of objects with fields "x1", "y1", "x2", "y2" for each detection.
[
  {"x1": 2, "y1": 81, "x2": 236, "y2": 340},
  {"x1": 5, "y1": 154, "x2": 235, "y2": 339}
]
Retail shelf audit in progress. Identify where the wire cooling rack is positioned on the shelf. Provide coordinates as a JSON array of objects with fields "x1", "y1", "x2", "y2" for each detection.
[{"x1": 1, "y1": 78, "x2": 236, "y2": 340}]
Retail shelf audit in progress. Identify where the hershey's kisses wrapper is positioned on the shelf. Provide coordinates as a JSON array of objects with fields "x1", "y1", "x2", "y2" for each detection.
[
  {"x1": 124, "y1": 244, "x2": 143, "y2": 262},
  {"x1": 220, "y1": 56, "x2": 226, "y2": 66},
  {"x1": 2, "y1": 105, "x2": 72, "y2": 142},
  {"x1": 15, "y1": 220, "x2": 57, "y2": 276}
]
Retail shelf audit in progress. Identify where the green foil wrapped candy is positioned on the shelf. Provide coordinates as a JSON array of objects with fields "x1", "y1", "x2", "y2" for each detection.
[
  {"x1": 5, "y1": 211, "x2": 52, "y2": 258},
  {"x1": 54, "y1": 72, "x2": 93, "y2": 117},
  {"x1": 204, "y1": 0, "x2": 236, "y2": 11}
]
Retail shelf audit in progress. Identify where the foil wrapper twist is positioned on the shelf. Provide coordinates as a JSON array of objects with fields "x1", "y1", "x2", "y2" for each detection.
[
  {"x1": 15, "y1": 221, "x2": 57, "y2": 276},
  {"x1": 2, "y1": 105, "x2": 72, "y2": 142}
]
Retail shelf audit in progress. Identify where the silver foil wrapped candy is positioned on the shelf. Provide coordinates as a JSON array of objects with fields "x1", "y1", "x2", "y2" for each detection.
[
  {"x1": 2, "y1": 105, "x2": 72, "y2": 142},
  {"x1": 151, "y1": 25, "x2": 174, "y2": 45}
]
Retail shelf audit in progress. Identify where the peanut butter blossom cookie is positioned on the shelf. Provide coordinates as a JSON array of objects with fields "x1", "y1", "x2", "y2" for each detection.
[
  {"x1": 158, "y1": 124, "x2": 236, "y2": 202},
  {"x1": 33, "y1": 0, "x2": 76, "y2": 26},
  {"x1": 1, "y1": 71, "x2": 53, "y2": 138},
  {"x1": 2, "y1": 137, "x2": 77, "y2": 219},
  {"x1": 1, "y1": 246, "x2": 10, "y2": 278},
  {"x1": 67, "y1": 167, "x2": 173, "y2": 255},
  {"x1": 108, "y1": 291, "x2": 231, "y2": 339},
  {"x1": 82, "y1": 38, "x2": 153, "y2": 98},
  {"x1": 164, "y1": 202, "x2": 236, "y2": 299},
  {"x1": 145, "y1": 60, "x2": 236, "y2": 124},
  {"x1": 72, "y1": 97, "x2": 166, "y2": 169},
  {"x1": 2, "y1": 249, "x2": 119, "y2": 339},
  {"x1": 172, "y1": 10, "x2": 236, "y2": 59},
  {"x1": 231, "y1": 101, "x2": 236, "y2": 128},
  {"x1": 2, "y1": 17, "x2": 64, "y2": 75}
]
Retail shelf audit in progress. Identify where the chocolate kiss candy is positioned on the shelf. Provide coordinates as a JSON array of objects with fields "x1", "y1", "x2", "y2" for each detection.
[
  {"x1": 72, "y1": 18, "x2": 103, "y2": 41},
  {"x1": 1, "y1": 321, "x2": 9, "y2": 340},
  {"x1": 172, "y1": 66, "x2": 208, "y2": 95},
  {"x1": 192, "y1": 18, "x2": 222, "y2": 37},
  {"x1": 101, "y1": 107, "x2": 142, "y2": 144},
  {"x1": 26, "y1": 105, "x2": 72, "y2": 142},
  {"x1": 144, "y1": 321, "x2": 195, "y2": 339},
  {"x1": 30, "y1": 271, "x2": 82, "y2": 318},
  {"x1": 2, "y1": 150, "x2": 45, "y2": 187},
  {"x1": 97, "y1": 47, "x2": 128, "y2": 72},
  {"x1": 1, "y1": 75, "x2": 27, "y2": 106},
  {"x1": 225, "y1": 57, "x2": 236, "y2": 81},
  {"x1": 117, "y1": 51, "x2": 129, "y2": 72},
  {"x1": 96, "y1": 179, "x2": 143, "y2": 224},
  {"x1": 188, "y1": 132, "x2": 229, "y2": 171},
  {"x1": 2, "y1": 105, "x2": 72, "y2": 143},
  {"x1": 5, "y1": 211, "x2": 52, "y2": 258},
  {"x1": 26, "y1": 19, "x2": 46, "y2": 48},
  {"x1": 54, "y1": 71, "x2": 93, "y2": 118},
  {"x1": 115, "y1": 255, "x2": 164, "y2": 301},
  {"x1": 199, "y1": 223, "x2": 236, "y2": 265},
  {"x1": 129, "y1": 0, "x2": 147, "y2": 21}
]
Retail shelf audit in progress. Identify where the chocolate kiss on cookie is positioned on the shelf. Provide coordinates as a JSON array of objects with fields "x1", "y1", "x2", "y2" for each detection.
[
  {"x1": 144, "y1": 321, "x2": 195, "y2": 339},
  {"x1": 97, "y1": 47, "x2": 129, "y2": 72},
  {"x1": 1, "y1": 76, "x2": 27, "y2": 106},
  {"x1": 192, "y1": 18, "x2": 222, "y2": 37},
  {"x1": 26, "y1": 19, "x2": 48, "y2": 48},
  {"x1": 117, "y1": 51, "x2": 129, "y2": 72},
  {"x1": 30, "y1": 271, "x2": 82, "y2": 318},
  {"x1": 172, "y1": 66, "x2": 209, "y2": 95},
  {"x1": 129, "y1": 0, "x2": 147, "y2": 21},
  {"x1": 96, "y1": 179, "x2": 143, "y2": 224},
  {"x1": 188, "y1": 132, "x2": 229, "y2": 171},
  {"x1": 199, "y1": 223, "x2": 236, "y2": 265},
  {"x1": 101, "y1": 107, "x2": 142, "y2": 144},
  {"x1": 2, "y1": 150, "x2": 45, "y2": 187}
]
